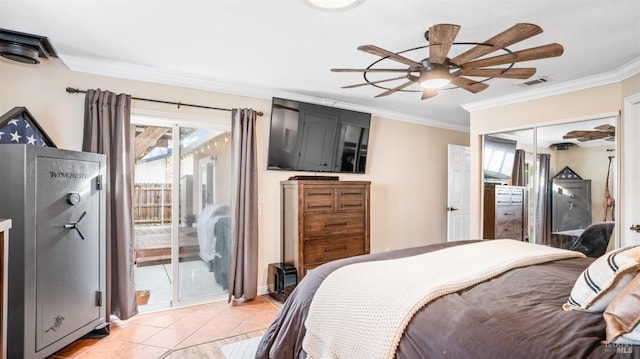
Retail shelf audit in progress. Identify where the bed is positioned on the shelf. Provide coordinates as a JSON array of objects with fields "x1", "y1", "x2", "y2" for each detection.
[{"x1": 256, "y1": 240, "x2": 640, "y2": 358}]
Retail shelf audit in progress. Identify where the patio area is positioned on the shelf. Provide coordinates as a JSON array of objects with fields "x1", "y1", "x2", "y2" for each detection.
[{"x1": 134, "y1": 225, "x2": 200, "y2": 266}]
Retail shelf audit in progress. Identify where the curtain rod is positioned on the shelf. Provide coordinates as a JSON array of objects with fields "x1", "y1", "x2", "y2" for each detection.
[{"x1": 65, "y1": 87, "x2": 263, "y2": 116}]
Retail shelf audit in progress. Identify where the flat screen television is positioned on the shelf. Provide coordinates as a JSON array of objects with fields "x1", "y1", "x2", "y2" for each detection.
[{"x1": 267, "y1": 97, "x2": 371, "y2": 174}]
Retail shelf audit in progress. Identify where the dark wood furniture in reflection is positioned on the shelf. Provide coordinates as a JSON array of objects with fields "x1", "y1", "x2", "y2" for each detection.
[
  {"x1": 281, "y1": 180, "x2": 370, "y2": 280},
  {"x1": 550, "y1": 229, "x2": 583, "y2": 249},
  {"x1": 0, "y1": 219, "x2": 11, "y2": 359},
  {"x1": 483, "y1": 185, "x2": 525, "y2": 241}
]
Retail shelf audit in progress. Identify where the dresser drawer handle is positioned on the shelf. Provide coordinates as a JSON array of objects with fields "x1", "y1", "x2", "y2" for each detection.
[
  {"x1": 308, "y1": 192, "x2": 332, "y2": 196},
  {"x1": 340, "y1": 203, "x2": 362, "y2": 208},
  {"x1": 324, "y1": 222, "x2": 348, "y2": 228},
  {"x1": 340, "y1": 191, "x2": 362, "y2": 196},
  {"x1": 325, "y1": 245, "x2": 347, "y2": 253},
  {"x1": 308, "y1": 204, "x2": 332, "y2": 209}
]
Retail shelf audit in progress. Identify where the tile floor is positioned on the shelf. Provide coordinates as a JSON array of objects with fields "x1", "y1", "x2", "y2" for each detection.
[
  {"x1": 48, "y1": 295, "x2": 281, "y2": 359},
  {"x1": 135, "y1": 260, "x2": 226, "y2": 313}
]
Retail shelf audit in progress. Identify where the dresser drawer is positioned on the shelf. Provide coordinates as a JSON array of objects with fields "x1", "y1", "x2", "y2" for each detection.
[
  {"x1": 337, "y1": 186, "x2": 366, "y2": 211},
  {"x1": 495, "y1": 206, "x2": 522, "y2": 222},
  {"x1": 303, "y1": 186, "x2": 335, "y2": 213},
  {"x1": 495, "y1": 187, "x2": 523, "y2": 205},
  {"x1": 303, "y1": 212, "x2": 365, "y2": 237},
  {"x1": 303, "y1": 235, "x2": 366, "y2": 265},
  {"x1": 494, "y1": 227, "x2": 523, "y2": 240}
]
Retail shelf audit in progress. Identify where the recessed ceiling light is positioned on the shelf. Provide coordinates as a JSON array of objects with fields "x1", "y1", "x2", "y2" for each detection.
[{"x1": 304, "y1": 0, "x2": 364, "y2": 10}]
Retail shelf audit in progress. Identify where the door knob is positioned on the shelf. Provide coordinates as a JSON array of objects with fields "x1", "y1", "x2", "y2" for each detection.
[
  {"x1": 447, "y1": 207, "x2": 459, "y2": 212},
  {"x1": 631, "y1": 224, "x2": 640, "y2": 233}
]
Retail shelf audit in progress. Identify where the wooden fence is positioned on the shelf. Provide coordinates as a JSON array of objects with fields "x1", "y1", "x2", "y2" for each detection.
[{"x1": 133, "y1": 183, "x2": 172, "y2": 225}]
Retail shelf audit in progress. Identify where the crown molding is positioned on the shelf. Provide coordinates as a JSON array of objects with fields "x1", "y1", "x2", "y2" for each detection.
[
  {"x1": 58, "y1": 54, "x2": 469, "y2": 133},
  {"x1": 461, "y1": 57, "x2": 640, "y2": 112}
]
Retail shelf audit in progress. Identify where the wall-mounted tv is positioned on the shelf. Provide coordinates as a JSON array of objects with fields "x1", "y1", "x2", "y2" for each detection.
[{"x1": 267, "y1": 97, "x2": 371, "y2": 174}]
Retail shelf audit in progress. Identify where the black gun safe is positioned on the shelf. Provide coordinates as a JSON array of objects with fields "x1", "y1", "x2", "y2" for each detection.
[{"x1": 0, "y1": 145, "x2": 106, "y2": 358}]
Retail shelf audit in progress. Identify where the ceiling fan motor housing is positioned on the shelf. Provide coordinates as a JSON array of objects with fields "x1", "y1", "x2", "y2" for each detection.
[{"x1": 0, "y1": 28, "x2": 57, "y2": 64}]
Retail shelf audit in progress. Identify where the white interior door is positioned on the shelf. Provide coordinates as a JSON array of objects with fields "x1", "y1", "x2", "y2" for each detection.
[
  {"x1": 447, "y1": 144, "x2": 470, "y2": 241},
  {"x1": 624, "y1": 93, "x2": 640, "y2": 247}
]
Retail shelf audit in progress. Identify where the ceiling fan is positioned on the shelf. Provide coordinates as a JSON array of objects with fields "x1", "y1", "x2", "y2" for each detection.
[
  {"x1": 331, "y1": 23, "x2": 564, "y2": 100},
  {"x1": 563, "y1": 124, "x2": 616, "y2": 142}
]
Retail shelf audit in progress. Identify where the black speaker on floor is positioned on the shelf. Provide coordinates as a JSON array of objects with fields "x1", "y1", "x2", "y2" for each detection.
[{"x1": 268, "y1": 262, "x2": 297, "y2": 302}]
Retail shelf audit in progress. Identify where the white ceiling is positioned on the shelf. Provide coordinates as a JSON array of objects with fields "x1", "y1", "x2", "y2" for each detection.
[
  {"x1": 2, "y1": 0, "x2": 639, "y2": 131},
  {"x1": 492, "y1": 116, "x2": 616, "y2": 148}
]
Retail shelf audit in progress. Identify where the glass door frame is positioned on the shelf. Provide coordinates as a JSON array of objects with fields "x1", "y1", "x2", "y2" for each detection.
[{"x1": 132, "y1": 109, "x2": 231, "y2": 309}]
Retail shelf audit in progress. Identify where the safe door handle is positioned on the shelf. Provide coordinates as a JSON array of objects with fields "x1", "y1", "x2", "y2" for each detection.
[{"x1": 64, "y1": 211, "x2": 87, "y2": 240}]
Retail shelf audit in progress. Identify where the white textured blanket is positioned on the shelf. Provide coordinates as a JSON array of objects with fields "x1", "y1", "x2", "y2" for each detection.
[{"x1": 302, "y1": 239, "x2": 584, "y2": 359}]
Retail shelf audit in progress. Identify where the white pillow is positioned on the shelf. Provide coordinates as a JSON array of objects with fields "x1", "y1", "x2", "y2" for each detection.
[{"x1": 563, "y1": 245, "x2": 640, "y2": 313}]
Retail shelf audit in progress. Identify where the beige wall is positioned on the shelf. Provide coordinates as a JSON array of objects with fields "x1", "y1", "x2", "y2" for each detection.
[
  {"x1": 1, "y1": 58, "x2": 469, "y2": 290},
  {"x1": 469, "y1": 73, "x2": 640, "y2": 246}
]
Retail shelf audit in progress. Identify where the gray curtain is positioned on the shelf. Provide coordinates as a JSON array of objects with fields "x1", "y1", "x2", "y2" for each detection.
[
  {"x1": 511, "y1": 149, "x2": 526, "y2": 187},
  {"x1": 535, "y1": 153, "x2": 552, "y2": 245},
  {"x1": 228, "y1": 108, "x2": 259, "y2": 301},
  {"x1": 83, "y1": 89, "x2": 138, "y2": 320}
]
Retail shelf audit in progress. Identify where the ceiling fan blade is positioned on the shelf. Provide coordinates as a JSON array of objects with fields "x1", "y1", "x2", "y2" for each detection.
[
  {"x1": 461, "y1": 67, "x2": 536, "y2": 79},
  {"x1": 421, "y1": 88, "x2": 438, "y2": 100},
  {"x1": 375, "y1": 81, "x2": 415, "y2": 98},
  {"x1": 450, "y1": 76, "x2": 489, "y2": 93},
  {"x1": 594, "y1": 124, "x2": 615, "y2": 131},
  {"x1": 341, "y1": 76, "x2": 407, "y2": 89},
  {"x1": 461, "y1": 43, "x2": 564, "y2": 68},
  {"x1": 358, "y1": 45, "x2": 423, "y2": 67},
  {"x1": 450, "y1": 23, "x2": 543, "y2": 66},
  {"x1": 331, "y1": 68, "x2": 415, "y2": 73},
  {"x1": 563, "y1": 131, "x2": 590, "y2": 139},
  {"x1": 428, "y1": 24, "x2": 460, "y2": 64}
]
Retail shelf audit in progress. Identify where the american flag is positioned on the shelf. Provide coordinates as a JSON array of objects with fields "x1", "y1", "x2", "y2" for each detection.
[{"x1": 0, "y1": 117, "x2": 48, "y2": 146}]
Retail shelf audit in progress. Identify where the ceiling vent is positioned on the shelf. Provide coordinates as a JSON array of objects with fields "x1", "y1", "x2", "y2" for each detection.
[
  {"x1": 0, "y1": 28, "x2": 57, "y2": 64},
  {"x1": 520, "y1": 77, "x2": 549, "y2": 87}
]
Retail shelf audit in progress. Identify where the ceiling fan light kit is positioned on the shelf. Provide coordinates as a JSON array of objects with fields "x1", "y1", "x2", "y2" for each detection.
[
  {"x1": 418, "y1": 63, "x2": 451, "y2": 89},
  {"x1": 304, "y1": 0, "x2": 363, "y2": 10},
  {"x1": 332, "y1": 23, "x2": 564, "y2": 100}
]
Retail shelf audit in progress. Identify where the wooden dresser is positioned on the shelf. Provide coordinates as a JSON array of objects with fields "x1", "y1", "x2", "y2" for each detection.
[
  {"x1": 281, "y1": 180, "x2": 370, "y2": 279},
  {"x1": 483, "y1": 185, "x2": 525, "y2": 241}
]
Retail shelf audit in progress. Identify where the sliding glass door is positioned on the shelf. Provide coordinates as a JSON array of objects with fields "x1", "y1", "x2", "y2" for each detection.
[
  {"x1": 175, "y1": 126, "x2": 231, "y2": 302},
  {"x1": 132, "y1": 114, "x2": 231, "y2": 311}
]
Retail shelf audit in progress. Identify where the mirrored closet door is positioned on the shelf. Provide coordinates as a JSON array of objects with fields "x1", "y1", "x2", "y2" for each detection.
[{"x1": 482, "y1": 116, "x2": 617, "y2": 253}]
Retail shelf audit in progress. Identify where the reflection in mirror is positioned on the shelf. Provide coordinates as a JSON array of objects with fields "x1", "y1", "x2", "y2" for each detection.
[
  {"x1": 536, "y1": 117, "x2": 616, "y2": 254},
  {"x1": 482, "y1": 129, "x2": 535, "y2": 243},
  {"x1": 482, "y1": 117, "x2": 617, "y2": 254}
]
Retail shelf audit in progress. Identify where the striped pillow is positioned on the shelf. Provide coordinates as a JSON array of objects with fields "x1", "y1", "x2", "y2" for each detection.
[{"x1": 563, "y1": 245, "x2": 640, "y2": 313}]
